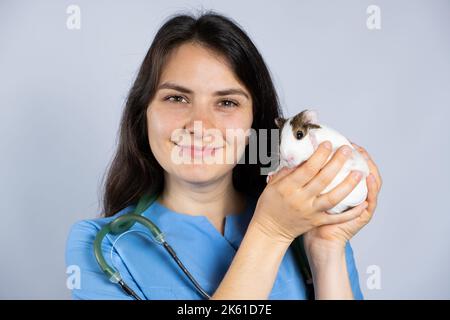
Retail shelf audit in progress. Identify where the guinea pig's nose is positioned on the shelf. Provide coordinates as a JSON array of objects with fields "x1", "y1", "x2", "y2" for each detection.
[{"x1": 283, "y1": 154, "x2": 295, "y2": 166}]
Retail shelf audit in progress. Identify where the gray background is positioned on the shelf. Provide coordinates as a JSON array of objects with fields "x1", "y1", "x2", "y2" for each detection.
[{"x1": 1, "y1": 0, "x2": 449, "y2": 299}]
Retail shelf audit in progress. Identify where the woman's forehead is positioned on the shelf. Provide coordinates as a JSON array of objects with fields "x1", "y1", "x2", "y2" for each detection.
[{"x1": 159, "y1": 43, "x2": 248, "y2": 94}]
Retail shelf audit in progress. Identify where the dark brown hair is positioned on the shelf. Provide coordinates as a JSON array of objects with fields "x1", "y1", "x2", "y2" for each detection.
[{"x1": 101, "y1": 11, "x2": 283, "y2": 217}]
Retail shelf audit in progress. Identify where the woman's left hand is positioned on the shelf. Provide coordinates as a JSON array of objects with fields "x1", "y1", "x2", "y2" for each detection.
[{"x1": 303, "y1": 142, "x2": 382, "y2": 253}]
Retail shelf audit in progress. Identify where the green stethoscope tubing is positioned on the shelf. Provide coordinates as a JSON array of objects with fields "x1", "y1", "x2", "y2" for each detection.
[
  {"x1": 94, "y1": 193, "x2": 314, "y2": 300},
  {"x1": 94, "y1": 193, "x2": 211, "y2": 300}
]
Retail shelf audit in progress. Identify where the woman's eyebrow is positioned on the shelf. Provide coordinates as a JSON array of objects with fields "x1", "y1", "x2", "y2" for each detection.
[
  {"x1": 158, "y1": 82, "x2": 249, "y2": 100},
  {"x1": 214, "y1": 89, "x2": 249, "y2": 100},
  {"x1": 158, "y1": 82, "x2": 192, "y2": 94}
]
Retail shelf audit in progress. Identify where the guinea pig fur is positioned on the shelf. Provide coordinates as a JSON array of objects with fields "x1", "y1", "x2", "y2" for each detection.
[{"x1": 267, "y1": 109, "x2": 369, "y2": 214}]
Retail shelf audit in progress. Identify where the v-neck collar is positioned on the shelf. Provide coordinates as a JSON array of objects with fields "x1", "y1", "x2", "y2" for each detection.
[{"x1": 145, "y1": 194, "x2": 257, "y2": 250}]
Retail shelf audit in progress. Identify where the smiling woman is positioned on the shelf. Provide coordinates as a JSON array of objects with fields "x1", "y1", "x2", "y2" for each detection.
[
  {"x1": 101, "y1": 13, "x2": 281, "y2": 217},
  {"x1": 147, "y1": 42, "x2": 254, "y2": 188},
  {"x1": 65, "y1": 11, "x2": 367, "y2": 300}
]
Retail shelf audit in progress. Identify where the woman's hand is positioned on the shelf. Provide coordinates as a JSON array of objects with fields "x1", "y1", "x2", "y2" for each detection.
[
  {"x1": 252, "y1": 141, "x2": 369, "y2": 244},
  {"x1": 303, "y1": 142, "x2": 382, "y2": 255}
]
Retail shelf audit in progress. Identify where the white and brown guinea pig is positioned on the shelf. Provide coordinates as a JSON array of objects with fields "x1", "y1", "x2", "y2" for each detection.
[{"x1": 267, "y1": 109, "x2": 369, "y2": 214}]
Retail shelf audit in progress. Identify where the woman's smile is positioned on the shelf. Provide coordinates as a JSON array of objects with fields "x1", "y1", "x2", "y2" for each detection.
[{"x1": 173, "y1": 142, "x2": 223, "y2": 159}]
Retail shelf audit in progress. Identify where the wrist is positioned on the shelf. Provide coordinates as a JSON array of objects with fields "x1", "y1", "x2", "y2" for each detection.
[
  {"x1": 212, "y1": 219, "x2": 291, "y2": 299},
  {"x1": 249, "y1": 215, "x2": 296, "y2": 246},
  {"x1": 305, "y1": 241, "x2": 346, "y2": 270},
  {"x1": 308, "y1": 249, "x2": 353, "y2": 300},
  {"x1": 247, "y1": 219, "x2": 293, "y2": 249}
]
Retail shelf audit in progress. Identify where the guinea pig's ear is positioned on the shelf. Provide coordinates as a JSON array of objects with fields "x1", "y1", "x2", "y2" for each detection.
[
  {"x1": 274, "y1": 117, "x2": 286, "y2": 128},
  {"x1": 304, "y1": 109, "x2": 319, "y2": 124}
]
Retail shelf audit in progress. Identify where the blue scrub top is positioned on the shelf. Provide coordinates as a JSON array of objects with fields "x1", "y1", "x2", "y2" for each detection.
[{"x1": 65, "y1": 194, "x2": 363, "y2": 300}]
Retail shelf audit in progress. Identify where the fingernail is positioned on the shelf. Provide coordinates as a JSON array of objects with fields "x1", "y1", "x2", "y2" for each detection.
[
  {"x1": 351, "y1": 170, "x2": 362, "y2": 180},
  {"x1": 368, "y1": 174, "x2": 375, "y2": 183},
  {"x1": 341, "y1": 146, "x2": 352, "y2": 156},
  {"x1": 322, "y1": 141, "x2": 332, "y2": 149}
]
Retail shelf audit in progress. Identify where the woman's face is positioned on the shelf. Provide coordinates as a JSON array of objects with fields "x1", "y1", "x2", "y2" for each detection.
[{"x1": 146, "y1": 42, "x2": 253, "y2": 184}]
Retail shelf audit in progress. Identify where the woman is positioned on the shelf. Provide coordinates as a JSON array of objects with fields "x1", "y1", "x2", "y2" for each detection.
[{"x1": 65, "y1": 12, "x2": 382, "y2": 300}]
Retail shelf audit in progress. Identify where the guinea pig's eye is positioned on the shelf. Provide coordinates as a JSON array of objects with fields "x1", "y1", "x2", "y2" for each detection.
[{"x1": 296, "y1": 130, "x2": 304, "y2": 140}]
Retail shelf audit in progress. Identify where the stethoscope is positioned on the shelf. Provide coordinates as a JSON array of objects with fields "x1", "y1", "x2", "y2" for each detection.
[
  {"x1": 94, "y1": 192, "x2": 211, "y2": 300},
  {"x1": 94, "y1": 193, "x2": 315, "y2": 300}
]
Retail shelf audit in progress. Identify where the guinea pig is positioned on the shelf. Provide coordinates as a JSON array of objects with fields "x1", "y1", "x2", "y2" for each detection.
[{"x1": 267, "y1": 109, "x2": 369, "y2": 214}]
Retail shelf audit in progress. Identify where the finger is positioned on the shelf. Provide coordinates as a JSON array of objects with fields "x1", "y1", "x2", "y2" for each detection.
[
  {"x1": 268, "y1": 166, "x2": 296, "y2": 185},
  {"x1": 286, "y1": 141, "x2": 333, "y2": 187},
  {"x1": 351, "y1": 142, "x2": 371, "y2": 164},
  {"x1": 362, "y1": 155, "x2": 381, "y2": 191},
  {"x1": 351, "y1": 142, "x2": 382, "y2": 189},
  {"x1": 303, "y1": 145, "x2": 353, "y2": 196},
  {"x1": 351, "y1": 174, "x2": 379, "y2": 228},
  {"x1": 351, "y1": 141, "x2": 382, "y2": 190},
  {"x1": 367, "y1": 158, "x2": 382, "y2": 191},
  {"x1": 365, "y1": 174, "x2": 378, "y2": 215},
  {"x1": 316, "y1": 201, "x2": 368, "y2": 226},
  {"x1": 313, "y1": 169, "x2": 364, "y2": 211}
]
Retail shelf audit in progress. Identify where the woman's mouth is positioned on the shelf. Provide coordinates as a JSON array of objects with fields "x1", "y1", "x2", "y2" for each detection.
[{"x1": 174, "y1": 143, "x2": 223, "y2": 158}]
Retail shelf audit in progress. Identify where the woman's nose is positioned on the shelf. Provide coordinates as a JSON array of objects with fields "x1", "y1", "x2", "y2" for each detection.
[{"x1": 184, "y1": 104, "x2": 215, "y2": 134}]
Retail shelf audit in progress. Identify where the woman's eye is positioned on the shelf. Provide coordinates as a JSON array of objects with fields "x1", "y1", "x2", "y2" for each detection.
[
  {"x1": 219, "y1": 100, "x2": 238, "y2": 108},
  {"x1": 165, "y1": 95, "x2": 188, "y2": 104}
]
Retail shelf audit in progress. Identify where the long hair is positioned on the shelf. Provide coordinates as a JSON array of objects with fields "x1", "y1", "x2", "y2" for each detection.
[{"x1": 101, "y1": 11, "x2": 283, "y2": 217}]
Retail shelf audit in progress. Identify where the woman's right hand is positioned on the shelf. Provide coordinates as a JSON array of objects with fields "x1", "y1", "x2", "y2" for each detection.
[{"x1": 251, "y1": 141, "x2": 367, "y2": 244}]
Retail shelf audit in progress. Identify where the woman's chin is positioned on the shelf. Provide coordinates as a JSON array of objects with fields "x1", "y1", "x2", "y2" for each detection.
[{"x1": 172, "y1": 164, "x2": 225, "y2": 182}]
